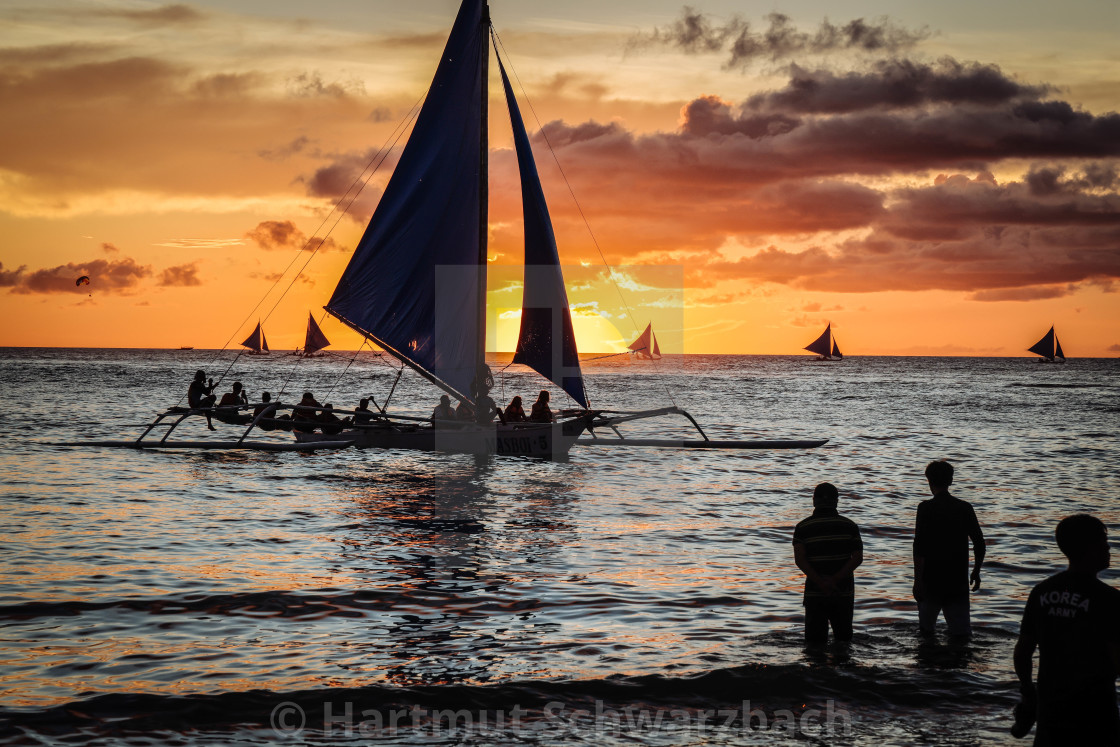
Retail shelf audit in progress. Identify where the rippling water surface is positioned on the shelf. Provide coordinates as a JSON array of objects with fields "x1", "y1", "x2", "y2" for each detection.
[{"x1": 1, "y1": 348, "x2": 1117, "y2": 745}]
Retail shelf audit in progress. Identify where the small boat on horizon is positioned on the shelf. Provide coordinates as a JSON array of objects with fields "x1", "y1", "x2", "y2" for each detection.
[
  {"x1": 627, "y1": 323, "x2": 661, "y2": 360},
  {"x1": 240, "y1": 321, "x2": 270, "y2": 356},
  {"x1": 803, "y1": 323, "x2": 842, "y2": 362},
  {"x1": 1027, "y1": 326, "x2": 1066, "y2": 363},
  {"x1": 178, "y1": 346, "x2": 194, "y2": 350},
  {"x1": 291, "y1": 313, "x2": 331, "y2": 358}
]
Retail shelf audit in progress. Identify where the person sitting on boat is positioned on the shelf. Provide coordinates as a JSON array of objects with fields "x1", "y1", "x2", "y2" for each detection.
[
  {"x1": 215, "y1": 381, "x2": 251, "y2": 425},
  {"x1": 432, "y1": 395, "x2": 455, "y2": 422},
  {"x1": 504, "y1": 396, "x2": 527, "y2": 422},
  {"x1": 187, "y1": 370, "x2": 217, "y2": 430},
  {"x1": 353, "y1": 398, "x2": 375, "y2": 427},
  {"x1": 253, "y1": 391, "x2": 288, "y2": 432},
  {"x1": 292, "y1": 392, "x2": 322, "y2": 433},
  {"x1": 475, "y1": 393, "x2": 506, "y2": 425},
  {"x1": 319, "y1": 403, "x2": 348, "y2": 435},
  {"x1": 529, "y1": 390, "x2": 553, "y2": 423},
  {"x1": 455, "y1": 400, "x2": 475, "y2": 421}
]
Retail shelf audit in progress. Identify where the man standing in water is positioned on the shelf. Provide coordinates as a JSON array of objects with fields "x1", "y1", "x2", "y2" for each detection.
[
  {"x1": 1012, "y1": 514, "x2": 1120, "y2": 744},
  {"x1": 793, "y1": 482, "x2": 864, "y2": 644},
  {"x1": 912, "y1": 460, "x2": 986, "y2": 637}
]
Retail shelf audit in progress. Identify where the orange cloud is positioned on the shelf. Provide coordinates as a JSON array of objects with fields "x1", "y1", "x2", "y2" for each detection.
[
  {"x1": 245, "y1": 220, "x2": 342, "y2": 252},
  {"x1": 11, "y1": 257, "x2": 151, "y2": 294},
  {"x1": 158, "y1": 262, "x2": 202, "y2": 287}
]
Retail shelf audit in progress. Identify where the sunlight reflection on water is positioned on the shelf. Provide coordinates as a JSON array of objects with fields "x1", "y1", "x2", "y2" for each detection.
[{"x1": 0, "y1": 349, "x2": 1117, "y2": 744}]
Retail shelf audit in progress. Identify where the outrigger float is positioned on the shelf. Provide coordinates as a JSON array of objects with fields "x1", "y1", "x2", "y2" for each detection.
[{"x1": 71, "y1": 0, "x2": 828, "y2": 459}]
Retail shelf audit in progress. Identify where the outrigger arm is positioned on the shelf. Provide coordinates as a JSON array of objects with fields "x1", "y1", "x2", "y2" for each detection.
[{"x1": 581, "y1": 407, "x2": 827, "y2": 450}]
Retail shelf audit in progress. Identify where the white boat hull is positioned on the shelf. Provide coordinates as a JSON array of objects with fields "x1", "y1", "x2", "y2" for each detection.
[{"x1": 293, "y1": 418, "x2": 590, "y2": 458}]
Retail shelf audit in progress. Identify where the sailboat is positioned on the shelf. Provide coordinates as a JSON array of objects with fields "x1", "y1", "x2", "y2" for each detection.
[
  {"x1": 803, "y1": 323, "x2": 842, "y2": 361},
  {"x1": 627, "y1": 323, "x2": 661, "y2": 360},
  {"x1": 1027, "y1": 326, "x2": 1066, "y2": 363},
  {"x1": 240, "y1": 321, "x2": 269, "y2": 356},
  {"x1": 79, "y1": 0, "x2": 827, "y2": 455},
  {"x1": 288, "y1": 0, "x2": 826, "y2": 456},
  {"x1": 295, "y1": 313, "x2": 331, "y2": 358}
]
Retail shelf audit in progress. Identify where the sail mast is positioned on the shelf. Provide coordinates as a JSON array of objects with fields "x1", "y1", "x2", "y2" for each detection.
[{"x1": 477, "y1": 2, "x2": 490, "y2": 389}]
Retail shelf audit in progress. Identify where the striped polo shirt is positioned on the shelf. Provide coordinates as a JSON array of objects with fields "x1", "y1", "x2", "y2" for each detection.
[{"x1": 792, "y1": 507, "x2": 863, "y2": 600}]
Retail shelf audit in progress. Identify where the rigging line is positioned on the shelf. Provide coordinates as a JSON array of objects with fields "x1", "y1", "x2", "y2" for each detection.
[
  {"x1": 491, "y1": 30, "x2": 679, "y2": 407},
  {"x1": 258, "y1": 101, "x2": 425, "y2": 330},
  {"x1": 580, "y1": 350, "x2": 632, "y2": 363},
  {"x1": 322, "y1": 338, "x2": 370, "y2": 404},
  {"x1": 275, "y1": 348, "x2": 306, "y2": 401},
  {"x1": 193, "y1": 88, "x2": 429, "y2": 395},
  {"x1": 490, "y1": 29, "x2": 641, "y2": 340}
]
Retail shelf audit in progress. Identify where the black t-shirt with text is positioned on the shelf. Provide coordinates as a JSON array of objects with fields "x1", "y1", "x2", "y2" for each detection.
[{"x1": 1020, "y1": 570, "x2": 1120, "y2": 698}]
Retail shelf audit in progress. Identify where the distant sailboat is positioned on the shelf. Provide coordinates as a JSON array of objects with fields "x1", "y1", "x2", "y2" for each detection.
[
  {"x1": 627, "y1": 323, "x2": 661, "y2": 360},
  {"x1": 1027, "y1": 326, "x2": 1066, "y2": 363},
  {"x1": 804, "y1": 323, "x2": 842, "y2": 361},
  {"x1": 240, "y1": 321, "x2": 270, "y2": 356},
  {"x1": 298, "y1": 313, "x2": 331, "y2": 358}
]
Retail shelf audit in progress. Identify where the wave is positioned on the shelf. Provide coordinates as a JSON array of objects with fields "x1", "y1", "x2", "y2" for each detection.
[{"x1": 0, "y1": 647, "x2": 1017, "y2": 738}]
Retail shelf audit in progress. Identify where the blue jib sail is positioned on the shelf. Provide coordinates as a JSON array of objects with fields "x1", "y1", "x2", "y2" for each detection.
[
  {"x1": 326, "y1": 0, "x2": 484, "y2": 401},
  {"x1": 497, "y1": 54, "x2": 588, "y2": 408}
]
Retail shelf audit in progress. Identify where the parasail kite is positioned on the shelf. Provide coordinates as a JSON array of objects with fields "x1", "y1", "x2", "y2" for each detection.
[{"x1": 75, "y1": 275, "x2": 90, "y2": 287}]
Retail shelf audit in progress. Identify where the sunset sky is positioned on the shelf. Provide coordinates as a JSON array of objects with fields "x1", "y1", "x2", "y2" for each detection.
[{"x1": 1, "y1": 0, "x2": 1117, "y2": 355}]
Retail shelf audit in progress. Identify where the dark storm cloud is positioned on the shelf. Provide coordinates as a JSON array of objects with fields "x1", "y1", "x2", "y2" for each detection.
[
  {"x1": 675, "y1": 91, "x2": 1120, "y2": 168},
  {"x1": 300, "y1": 148, "x2": 391, "y2": 219},
  {"x1": 744, "y1": 59, "x2": 1051, "y2": 114},
  {"x1": 629, "y1": 9, "x2": 929, "y2": 67}
]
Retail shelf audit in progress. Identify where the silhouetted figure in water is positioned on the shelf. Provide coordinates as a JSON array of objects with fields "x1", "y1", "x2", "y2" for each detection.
[
  {"x1": 187, "y1": 369, "x2": 217, "y2": 430},
  {"x1": 1013, "y1": 514, "x2": 1120, "y2": 744},
  {"x1": 913, "y1": 460, "x2": 985, "y2": 637},
  {"x1": 793, "y1": 482, "x2": 864, "y2": 645}
]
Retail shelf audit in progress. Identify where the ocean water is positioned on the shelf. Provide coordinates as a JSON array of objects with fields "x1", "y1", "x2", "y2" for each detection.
[{"x1": 0, "y1": 348, "x2": 1117, "y2": 745}]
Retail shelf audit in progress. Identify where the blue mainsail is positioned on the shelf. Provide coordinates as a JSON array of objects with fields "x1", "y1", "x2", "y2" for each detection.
[
  {"x1": 497, "y1": 54, "x2": 588, "y2": 408},
  {"x1": 325, "y1": 0, "x2": 485, "y2": 401}
]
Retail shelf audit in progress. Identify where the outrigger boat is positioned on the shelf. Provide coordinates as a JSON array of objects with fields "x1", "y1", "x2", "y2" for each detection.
[
  {"x1": 627, "y1": 323, "x2": 662, "y2": 360},
  {"x1": 75, "y1": 0, "x2": 827, "y2": 457},
  {"x1": 1027, "y1": 325, "x2": 1066, "y2": 363},
  {"x1": 290, "y1": 313, "x2": 331, "y2": 358},
  {"x1": 240, "y1": 321, "x2": 270, "y2": 356},
  {"x1": 803, "y1": 323, "x2": 842, "y2": 362}
]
